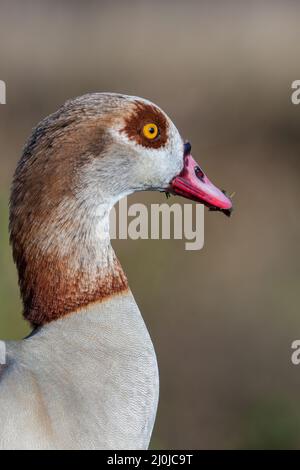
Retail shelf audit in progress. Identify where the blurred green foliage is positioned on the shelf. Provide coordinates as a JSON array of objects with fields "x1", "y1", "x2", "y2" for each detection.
[
  {"x1": 0, "y1": 195, "x2": 29, "y2": 339},
  {"x1": 241, "y1": 399, "x2": 300, "y2": 450}
]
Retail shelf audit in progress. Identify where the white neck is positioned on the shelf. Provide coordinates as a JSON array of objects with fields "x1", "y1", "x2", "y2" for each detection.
[
  {"x1": 4, "y1": 291, "x2": 159, "y2": 449},
  {"x1": 6, "y1": 188, "x2": 160, "y2": 449}
]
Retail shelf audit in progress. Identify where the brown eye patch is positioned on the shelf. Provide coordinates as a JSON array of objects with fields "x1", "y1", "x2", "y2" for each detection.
[{"x1": 122, "y1": 100, "x2": 168, "y2": 149}]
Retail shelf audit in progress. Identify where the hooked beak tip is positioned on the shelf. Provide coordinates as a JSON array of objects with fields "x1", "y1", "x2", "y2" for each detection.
[{"x1": 170, "y1": 148, "x2": 233, "y2": 215}]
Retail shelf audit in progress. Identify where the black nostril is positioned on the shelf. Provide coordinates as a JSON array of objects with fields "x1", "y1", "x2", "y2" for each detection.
[
  {"x1": 195, "y1": 165, "x2": 205, "y2": 181},
  {"x1": 184, "y1": 141, "x2": 192, "y2": 156}
]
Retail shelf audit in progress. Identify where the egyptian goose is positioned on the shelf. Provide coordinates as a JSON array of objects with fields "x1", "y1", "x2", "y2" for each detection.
[{"x1": 0, "y1": 93, "x2": 232, "y2": 450}]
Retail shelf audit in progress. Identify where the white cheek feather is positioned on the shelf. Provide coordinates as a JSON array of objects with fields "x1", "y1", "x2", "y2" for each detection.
[{"x1": 111, "y1": 115, "x2": 184, "y2": 190}]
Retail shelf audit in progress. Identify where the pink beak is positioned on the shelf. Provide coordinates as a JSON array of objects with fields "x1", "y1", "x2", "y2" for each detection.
[{"x1": 169, "y1": 143, "x2": 233, "y2": 216}]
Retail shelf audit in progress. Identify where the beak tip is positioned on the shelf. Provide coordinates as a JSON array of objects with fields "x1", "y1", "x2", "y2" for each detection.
[
  {"x1": 170, "y1": 153, "x2": 234, "y2": 217},
  {"x1": 222, "y1": 206, "x2": 233, "y2": 217},
  {"x1": 208, "y1": 204, "x2": 233, "y2": 217}
]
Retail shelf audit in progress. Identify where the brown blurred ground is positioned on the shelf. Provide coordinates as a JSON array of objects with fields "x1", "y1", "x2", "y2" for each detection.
[{"x1": 0, "y1": 0, "x2": 300, "y2": 449}]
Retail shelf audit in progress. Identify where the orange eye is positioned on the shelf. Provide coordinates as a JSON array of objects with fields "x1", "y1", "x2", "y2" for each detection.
[{"x1": 142, "y1": 123, "x2": 159, "y2": 140}]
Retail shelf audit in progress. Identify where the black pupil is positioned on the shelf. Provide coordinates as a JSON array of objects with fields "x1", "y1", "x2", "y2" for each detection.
[{"x1": 149, "y1": 127, "x2": 155, "y2": 134}]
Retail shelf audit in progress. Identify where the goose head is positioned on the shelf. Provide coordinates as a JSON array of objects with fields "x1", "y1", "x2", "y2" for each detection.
[
  {"x1": 10, "y1": 93, "x2": 232, "y2": 326},
  {"x1": 57, "y1": 93, "x2": 231, "y2": 213}
]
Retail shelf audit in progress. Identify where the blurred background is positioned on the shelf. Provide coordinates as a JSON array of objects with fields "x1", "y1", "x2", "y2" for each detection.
[{"x1": 1, "y1": 0, "x2": 300, "y2": 449}]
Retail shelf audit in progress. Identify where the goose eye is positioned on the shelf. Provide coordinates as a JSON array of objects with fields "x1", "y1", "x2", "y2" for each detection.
[{"x1": 142, "y1": 123, "x2": 159, "y2": 140}]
